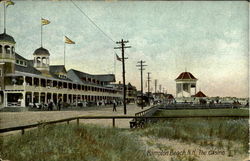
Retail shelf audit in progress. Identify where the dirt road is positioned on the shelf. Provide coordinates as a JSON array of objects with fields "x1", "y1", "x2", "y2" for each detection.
[{"x1": 0, "y1": 104, "x2": 150, "y2": 129}]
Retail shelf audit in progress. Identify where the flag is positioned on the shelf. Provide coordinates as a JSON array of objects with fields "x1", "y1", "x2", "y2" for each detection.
[
  {"x1": 41, "y1": 18, "x2": 50, "y2": 25},
  {"x1": 65, "y1": 36, "x2": 75, "y2": 44},
  {"x1": 6, "y1": 0, "x2": 14, "y2": 7},
  {"x1": 0, "y1": 0, "x2": 9, "y2": 2},
  {"x1": 116, "y1": 54, "x2": 122, "y2": 61}
]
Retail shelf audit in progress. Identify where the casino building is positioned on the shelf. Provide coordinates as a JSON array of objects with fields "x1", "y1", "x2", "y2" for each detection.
[{"x1": 0, "y1": 32, "x2": 122, "y2": 108}]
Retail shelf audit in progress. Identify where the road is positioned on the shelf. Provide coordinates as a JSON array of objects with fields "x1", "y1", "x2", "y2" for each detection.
[{"x1": 0, "y1": 104, "x2": 151, "y2": 129}]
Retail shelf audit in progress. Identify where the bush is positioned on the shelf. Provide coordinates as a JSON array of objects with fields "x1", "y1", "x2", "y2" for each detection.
[{"x1": 0, "y1": 124, "x2": 156, "y2": 161}]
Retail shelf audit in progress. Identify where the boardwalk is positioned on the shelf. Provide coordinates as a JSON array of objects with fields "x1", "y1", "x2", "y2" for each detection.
[{"x1": 0, "y1": 104, "x2": 151, "y2": 129}]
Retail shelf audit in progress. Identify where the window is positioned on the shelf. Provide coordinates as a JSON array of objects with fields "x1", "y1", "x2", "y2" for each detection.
[
  {"x1": 20, "y1": 61, "x2": 23, "y2": 65},
  {"x1": 16, "y1": 60, "x2": 19, "y2": 64}
]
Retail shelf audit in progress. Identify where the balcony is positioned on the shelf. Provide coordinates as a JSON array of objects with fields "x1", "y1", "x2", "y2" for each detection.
[{"x1": 4, "y1": 85, "x2": 122, "y2": 97}]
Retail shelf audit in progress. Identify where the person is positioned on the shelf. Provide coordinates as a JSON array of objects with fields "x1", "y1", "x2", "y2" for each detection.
[
  {"x1": 58, "y1": 97, "x2": 62, "y2": 111},
  {"x1": 48, "y1": 99, "x2": 53, "y2": 111},
  {"x1": 113, "y1": 100, "x2": 117, "y2": 112}
]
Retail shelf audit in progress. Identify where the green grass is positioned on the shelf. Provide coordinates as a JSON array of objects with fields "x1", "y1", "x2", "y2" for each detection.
[
  {"x1": 0, "y1": 124, "x2": 156, "y2": 161},
  {"x1": 139, "y1": 117, "x2": 249, "y2": 154},
  {"x1": 154, "y1": 108, "x2": 249, "y2": 117}
]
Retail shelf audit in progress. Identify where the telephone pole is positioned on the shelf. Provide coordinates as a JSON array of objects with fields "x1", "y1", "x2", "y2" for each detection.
[
  {"x1": 136, "y1": 60, "x2": 147, "y2": 109},
  {"x1": 114, "y1": 39, "x2": 131, "y2": 115},
  {"x1": 154, "y1": 79, "x2": 157, "y2": 93},
  {"x1": 147, "y1": 72, "x2": 151, "y2": 97}
]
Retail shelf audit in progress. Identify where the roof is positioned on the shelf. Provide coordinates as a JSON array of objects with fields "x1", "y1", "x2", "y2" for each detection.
[
  {"x1": 15, "y1": 53, "x2": 41, "y2": 75},
  {"x1": 166, "y1": 94, "x2": 174, "y2": 99},
  {"x1": 49, "y1": 65, "x2": 71, "y2": 81},
  {"x1": 33, "y1": 47, "x2": 50, "y2": 56},
  {"x1": 14, "y1": 54, "x2": 71, "y2": 81},
  {"x1": 175, "y1": 72, "x2": 197, "y2": 80},
  {"x1": 95, "y1": 74, "x2": 116, "y2": 82},
  {"x1": 0, "y1": 32, "x2": 16, "y2": 44},
  {"x1": 194, "y1": 91, "x2": 207, "y2": 97},
  {"x1": 49, "y1": 65, "x2": 66, "y2": 74},
  {"x1": 69, "y1": 69, "x2": 116, "y2": 83}
]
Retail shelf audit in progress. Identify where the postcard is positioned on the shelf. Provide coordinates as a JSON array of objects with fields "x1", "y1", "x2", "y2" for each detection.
[{"x1": 0, "y1": 1, "x2": 249, "y2": 161}]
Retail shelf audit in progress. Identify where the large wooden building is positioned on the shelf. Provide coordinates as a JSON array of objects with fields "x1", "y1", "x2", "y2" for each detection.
[{"x1": 0, "y1": 32, "x2": 122, "y2": 108}]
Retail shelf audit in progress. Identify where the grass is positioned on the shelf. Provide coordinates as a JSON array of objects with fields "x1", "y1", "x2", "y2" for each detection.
[
  {"x1": 0, "y1": 124, "x2": 156, "y2": 161},
  {"x1": 139, "y1": 117, "x2": 249, "y2": 154},
  {"x1": 154, "y1": 108, "x2": 249, "y2": 117}
]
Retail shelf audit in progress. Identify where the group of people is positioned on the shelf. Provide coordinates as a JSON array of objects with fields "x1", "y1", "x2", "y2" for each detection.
[{"x1": 32, "y1": 97, "x2": 63, "y2": 111}]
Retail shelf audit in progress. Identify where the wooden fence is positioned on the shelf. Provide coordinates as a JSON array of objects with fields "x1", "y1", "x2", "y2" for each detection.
[{"x1": 0, "y1": 115, "x2": 248, "y2": 135}]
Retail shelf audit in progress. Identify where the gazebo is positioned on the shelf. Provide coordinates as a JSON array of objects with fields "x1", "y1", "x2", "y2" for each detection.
[{"x1": 175, "y1": 71, "x2": 198, "y2": 98}]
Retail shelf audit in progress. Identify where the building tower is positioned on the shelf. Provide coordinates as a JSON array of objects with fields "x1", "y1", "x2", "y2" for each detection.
[
  {"x1": 175, "y1": 71, "x2": 198, "y2": 97},
  {"x1": 0, "y1": 33, "x2": 16, "y2": 106},
  {"x1": 0, "y1": 33, "x2": 16, "y2": 73},
  {"x1": 33, "y1": 47, "x2": 50, "y2": 73}
]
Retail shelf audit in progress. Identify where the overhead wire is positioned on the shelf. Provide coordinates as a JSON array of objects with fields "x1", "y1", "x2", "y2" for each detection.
[{"x1": 70, "y1": 0, "x2": 116, "y2": 44}]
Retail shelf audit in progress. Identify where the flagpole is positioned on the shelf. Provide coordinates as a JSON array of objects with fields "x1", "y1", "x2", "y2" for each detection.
[
  {"x1": 114, "y1": 52, "x2": 116, "y2": 75},
  {"x1": 4, "y1": 2, "x2": 6, "y2": 33},
  {"x1": 64, "y1": 42, "x2": 66, "y2": 67},
  {"x1": 41, "y1": 18, "x2": 43, "y2": 47}
]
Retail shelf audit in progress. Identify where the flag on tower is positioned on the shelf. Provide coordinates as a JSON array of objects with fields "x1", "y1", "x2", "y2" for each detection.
[
  {"x1": 116, "y1": 54, "x2": 122, "y2": 61},
  {"x1": 6, "y1": 0, "x2": 14, "y2": 7},
  {"x1": 65, "y1": 36, "x2": 75, "y2": 44},
  {"x1": 0, "y1": 0, "x2": 15, "y2": 7},
  {"x1": 41, "y1": 18, "x2": 50, "y2": 25}
]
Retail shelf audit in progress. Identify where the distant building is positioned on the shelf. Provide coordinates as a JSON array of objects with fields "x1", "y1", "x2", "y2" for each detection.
[
  {"x1": 112, "y1": 82, "x2": 137, "y2": 103},
  {"x1": 0, "y1": 32, "x2": 122, "y2": 108},
  {"x1": 175, "y1": 71, "x2": 198, "y2": 98}
]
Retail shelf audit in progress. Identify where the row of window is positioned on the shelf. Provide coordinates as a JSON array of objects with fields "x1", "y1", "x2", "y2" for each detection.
[{"x1": 16, "y1": 59, "x2": 27, "y2": 67}]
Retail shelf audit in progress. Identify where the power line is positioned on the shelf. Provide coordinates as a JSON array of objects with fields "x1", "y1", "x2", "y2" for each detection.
[{"x1": 70, "y1": 0, "x2": 115, "y2": 43}]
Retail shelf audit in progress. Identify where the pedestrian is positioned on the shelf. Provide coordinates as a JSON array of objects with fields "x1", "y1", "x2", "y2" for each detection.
[
  {"x1": 58, "y1": 97, "x2": 62, "y2": 111},
  {"x1": 113, "y1": 100, "x2": 117, "y2": 112},
  {"x1": 48, "y1": 99, "x2": 53, "y2": 111}
]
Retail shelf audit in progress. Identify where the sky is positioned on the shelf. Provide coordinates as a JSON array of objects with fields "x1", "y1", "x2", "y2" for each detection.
[{"x1": 0, "y1": 0, "x2": 249, "y2": 98}]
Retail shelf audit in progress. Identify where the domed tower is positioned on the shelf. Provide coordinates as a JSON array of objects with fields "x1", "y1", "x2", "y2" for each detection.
[
  {"x1": 33, "y1": 47, "x2": 50, "y2": 72},
  {"x1": 0, "y1": 32, "x2": 16, "y2": 74},
  {"x1": 175, "y1": 71, "x2": 198, "y2": 98}
]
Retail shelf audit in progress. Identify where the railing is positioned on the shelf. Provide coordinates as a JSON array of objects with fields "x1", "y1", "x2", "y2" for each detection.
[
  {"x1": 7, "y1": 102, "x2": 21, "y2": 107},
  {"x1": 163, "y1": 103, "x2": 246, "y2": 109},
  {"x1": 5, "y1": 85, "x2": 121, "y2": 97},
  {"x1": 135, "y1": 105, "x2": 160, "y2": 117},
  {"x1": 0, "y1": 115, "x2": 248, "y2": 134}
]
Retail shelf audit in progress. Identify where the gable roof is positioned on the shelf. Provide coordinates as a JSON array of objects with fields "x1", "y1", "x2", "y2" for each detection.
[{"x1": 194, "y1": 91, "x2": 207, "y2": 97}]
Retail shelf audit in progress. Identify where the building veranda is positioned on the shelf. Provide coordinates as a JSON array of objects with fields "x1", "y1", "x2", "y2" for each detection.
[{"x1": 0, "y1": 32, "x2": 123, "y2": 108}]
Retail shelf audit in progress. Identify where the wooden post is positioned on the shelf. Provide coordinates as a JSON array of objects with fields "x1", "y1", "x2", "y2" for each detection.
[
  {"x1": 112, "y1": 118, "x2": 115, "y2": 127},
  {"x1": 67, "y1": 120, "x2": 69, "y2": 124},
  {"x1": 77, "y1": 118, "x2": 79, "y2": 126},
  {"x1": 21, "y1": 128, "x2": 25, "y2": 135}
]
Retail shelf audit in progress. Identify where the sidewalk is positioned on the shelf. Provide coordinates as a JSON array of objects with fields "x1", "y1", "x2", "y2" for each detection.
[{"x1": 0, "y1": 104, "x2": 152, "y2": 129}]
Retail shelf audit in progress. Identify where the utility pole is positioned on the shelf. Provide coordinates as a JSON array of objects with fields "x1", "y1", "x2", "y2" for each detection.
[
  {"x1": 147, "y1": 72, "x2": 151, "y2": 96},
  {"x1": 147, "y1": 72, "x2": 151, "y2": 106},
  {"x1": 114, "y1": 39, "x2": 131, "y2": 115},
  {"x1": 136, "y1": 60, "x2": 147, "y2": 109},
  {"x1": 154, "y1": 79, "x2": 157, "y2": 93}
]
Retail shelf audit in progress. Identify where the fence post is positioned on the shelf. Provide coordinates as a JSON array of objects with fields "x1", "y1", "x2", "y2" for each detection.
[
  {"x1": 77, "y1": 118, "x2": 79, "y2": 126},
  {"x1": 67, "y1": 120, "x2": 69, "y2": 124},
  {"x1": 112, "y1": 118, "x2": 115, "y2": 127},
  {"x1": 21, "y1": 128, "x2": 25, "y2": 135}
]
